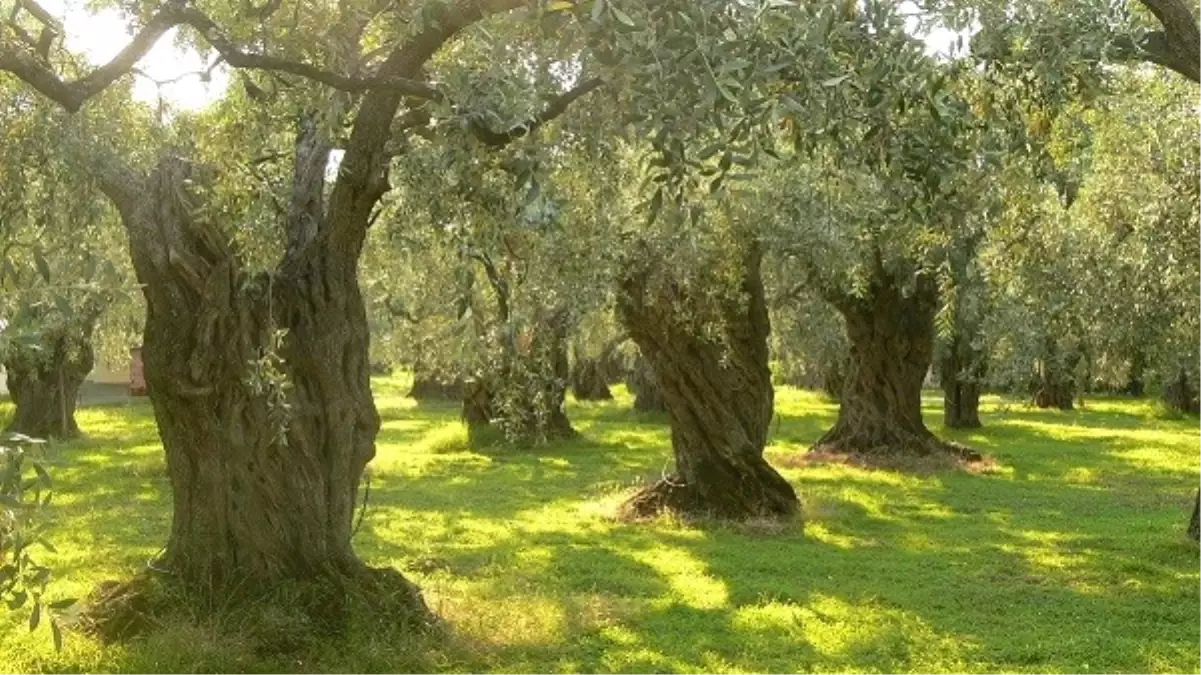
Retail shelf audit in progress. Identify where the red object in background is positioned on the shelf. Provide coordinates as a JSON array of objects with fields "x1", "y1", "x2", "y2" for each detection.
[{"x1": 129, "y1": 346, "x2": 147, "y2": 396}]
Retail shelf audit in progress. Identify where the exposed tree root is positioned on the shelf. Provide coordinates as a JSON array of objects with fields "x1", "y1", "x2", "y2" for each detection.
[
  {"x1": 801, "y1": 425, "x2": 990, "y2": 473},
  {"x1": 76, "y1": 562, "x2": 437, "y2": 647},
  {"x1": 618, "y1": 474, "x2": 798, "y2": 523}
]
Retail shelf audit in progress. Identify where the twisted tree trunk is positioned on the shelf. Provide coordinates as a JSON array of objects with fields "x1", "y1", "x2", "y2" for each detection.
[
  {"x1": 1188, "y1": 491, "x2": 1200, "y2": 542},
  {"x1": 76, "y1": 158, "x2": 430, "y2": 635},
  {"x1": 617, "y1": 247, "x2": 797, "y2": 520},
  {"x1": 814, "y1": 274, "x2": 974, "y2": 459},
  {"x1": 3, "y1": 306, "x2": 100, "y2": 440},
  {"x1": 571, "y1": 345, "x2": 614, "y2": 401}
]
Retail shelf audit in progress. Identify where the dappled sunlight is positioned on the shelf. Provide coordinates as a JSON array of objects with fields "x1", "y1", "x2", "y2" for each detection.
[
  {"x1": 631, "y1": 546, "x2": 730, "y2": 610},
  {"x1": 1, "y1": 379, "x2": 1197, "y2": 672}
]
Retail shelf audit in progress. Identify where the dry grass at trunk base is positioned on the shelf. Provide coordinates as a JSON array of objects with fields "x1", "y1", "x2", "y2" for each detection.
[
  {"x1": 73, "y1": 563, "x2": 441, "y2": 654},
  {"x1": 616, "y1": 475, "x2": 801, "y2": 527},
  {"x1": 788, "y1": 437, "x2": 998, "y2": 475}
]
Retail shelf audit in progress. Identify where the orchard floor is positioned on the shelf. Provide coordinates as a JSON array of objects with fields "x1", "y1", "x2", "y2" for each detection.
[{"x1": 1, "y1": 377, "x2": 1198, "y2": 673}]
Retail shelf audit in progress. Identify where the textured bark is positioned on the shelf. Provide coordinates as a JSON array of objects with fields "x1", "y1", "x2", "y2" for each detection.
[
  {"x1": 821, "y1": 356, "x2": 847, "y2": 401},
  {"x1": 617, "y1": 247, "x2": 798, "y2": 520},
  {"x1": 940, "y1": 331, "x2": 985, "y2": 429},
  {"x1": 3, "y1": 317, "x2": 97, "y2": 440},
  {"x1": 98, "y1": 159, "x2": 426, "y2": 616},
  {"x1": 3, "y1": 0, "x2": 596, "y2": 640},
  {"x1": 814, "y1": 275, "x2": 974, "y2": 459},
  {"x1": 626, "y1": 354, "x2": 667, "y2": 412}
]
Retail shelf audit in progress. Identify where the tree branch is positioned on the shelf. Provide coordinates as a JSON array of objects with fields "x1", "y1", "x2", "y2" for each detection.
[
  {"x1": 0, "y1": 0, "x2": 187, "y2": 112},
  {"x1": 1135, "y1": 0, "x2": 1200, "y2": 82},
  {"x1": 469, "y1": 77, "x2": 604, "y2": 147},
  {"x1": 0, "y1": 0, "x2": 446, "y2": 113}
]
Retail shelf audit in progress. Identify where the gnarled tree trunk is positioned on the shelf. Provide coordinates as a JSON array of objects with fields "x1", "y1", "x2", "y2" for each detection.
[
  {"x1": 85, "y1": 151, "x2": 430, "y2": 638},
  {"x1": 571, "y1": 356, "x2": 613, "y2": 400},
  {"x1": 3, "y1": 317, "x2": 97, "y2": 440},
  {"x1": 814, "y1": 274, "x2": 973, "y2": 459},
  {"x1": 409, "y1": 369, "x2": 463, "y2": 401},
  {"x1": 617, "y1": 247, "x2": 797, "y2": 520},
  {"x1": 129, "y1": 158, "x2": 425, "y2": 603}
]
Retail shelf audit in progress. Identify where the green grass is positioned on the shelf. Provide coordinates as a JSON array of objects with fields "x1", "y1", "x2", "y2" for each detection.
[{"x1": 1, "y1": 379, "x2": 1198, "y2": 673}]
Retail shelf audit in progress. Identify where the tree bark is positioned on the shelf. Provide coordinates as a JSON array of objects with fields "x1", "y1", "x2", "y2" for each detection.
[
  {"x1": 617, "y1": 247, "x2": 798, "y2": 520},
  {"x1": 409, "y1": 369, "x2": 463, "y2": 401},
  {"x1": 1124, "y1": 350, "x2": 1146, "y2": 397},
  {"x1": 462, "y1": 308, "x2": 575, "y2": 443},
  {"x1": 821, "y1": 356, "x2": 847, "y2": 401},
  {"x1": 814, "y1": 274, "x2": 975, "y2": 459},
  {"x1": 3, "y1": 316, "x2": 97, "y2": 440}
]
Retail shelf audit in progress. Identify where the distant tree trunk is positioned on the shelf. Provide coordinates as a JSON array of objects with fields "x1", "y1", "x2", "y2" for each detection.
[
  {"x1": 1124, "y1": 350, "x2": 1146, "y2": 397},
  {"x1": 617, "y1": 246, "x2": 798, "y2": 520},
  {"x1": 940, "y1": 331, "x2": 985, "y2": 429},
  {"x1": 813, "y1": 273, "x2": 974, "y2": 459},
  {"x1": 1163, "y1": 367, "x2": 1200, "y2": 415},
  {"x1": 570, "y1": 345, "x2": 613, "y2": 401},
  {"x1": 408, "y1": 367, "x2": 463, "y2": 401},
  {"x1": 1033, "y1": 339, "x2": 1078, "y2": 410},
  {"x1": 821, "y1": 356, "x2": 847, "y2": 401},
  {"x1": 520, "y1": 307, "x2": 574, "y2": 439},
  {"x1": 3, "y1": 315, "x2": 98, "y2": 440},
  {"x1": 462, "y1": 378, "x2": 495, "y2": 433},
  {"x1": 626, "y1": 354, "x2": 666, "y2": 412},
  {"x1": 463, "y1": 308, "x2": 574, "y2": 442},
  {"x1": 1188, "y1": 492, "x2": 1200, "y2": 542}
]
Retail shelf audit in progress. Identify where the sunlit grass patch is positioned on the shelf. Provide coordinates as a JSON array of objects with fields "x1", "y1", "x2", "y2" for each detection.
[{"x1": 0, "y1": 379, "x2": 1197, "y2": 673}]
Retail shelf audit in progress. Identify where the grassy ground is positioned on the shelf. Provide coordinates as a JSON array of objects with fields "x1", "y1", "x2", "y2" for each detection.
[{"x1": 1, "y1": 378, "x2": 1198, "y2": 673}]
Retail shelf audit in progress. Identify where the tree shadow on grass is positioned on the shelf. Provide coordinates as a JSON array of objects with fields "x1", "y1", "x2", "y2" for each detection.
[{"x1": 12, "y1": 383, "x2": 1199, "y2": 673}]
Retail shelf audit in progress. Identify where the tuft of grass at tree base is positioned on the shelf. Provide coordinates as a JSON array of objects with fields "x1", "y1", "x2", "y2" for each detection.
[{"x1": 0, "y1": 378, "x2": 1197, "y2": 673}]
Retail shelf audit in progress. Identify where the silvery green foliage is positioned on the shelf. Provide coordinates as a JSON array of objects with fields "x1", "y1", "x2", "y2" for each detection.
[{"x1": 1, "y1": 434, "x2": 73, "y2": 650}]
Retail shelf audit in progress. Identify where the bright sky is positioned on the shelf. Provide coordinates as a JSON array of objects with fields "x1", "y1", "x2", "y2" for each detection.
[{"x1": 42, "y1": 0, "x2": 230, "y2": 110}]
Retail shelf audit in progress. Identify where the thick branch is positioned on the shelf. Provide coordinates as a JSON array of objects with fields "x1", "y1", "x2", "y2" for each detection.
[
  {"x1": 0, "y1": 0, "x2": 186, "y2": 112},
  {"x1": 323, "y1": 0, "x2": 534, "y2": 256},
  {"x1": 1135, "y1": 0, "x2": 1201, "y2": 82},
  {"x1": 0, "y1": 0, "x2": 444, "y2": 113},
  {"x1": 470, "y1": 77, "x2": 603, "y2": 147}
]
